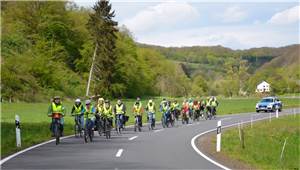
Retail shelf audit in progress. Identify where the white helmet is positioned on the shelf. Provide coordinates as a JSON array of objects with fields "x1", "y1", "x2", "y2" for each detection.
[
  {"x1": 85, "y1": 100, "x2": 91, "y2": 105},
  {"x1": 75, "y1": 98, "x2": 81, "y2": 103}
]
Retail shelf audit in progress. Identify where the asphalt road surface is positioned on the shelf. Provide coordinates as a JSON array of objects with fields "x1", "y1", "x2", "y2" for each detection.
[{"x1": 2, "y1": 108, "x2": 299, "y2": 169}]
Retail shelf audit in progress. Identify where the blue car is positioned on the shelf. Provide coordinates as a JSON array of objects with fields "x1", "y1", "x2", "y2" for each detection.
[{"x1": 256, "y1": 97, "x2": 282, "y2": 113}]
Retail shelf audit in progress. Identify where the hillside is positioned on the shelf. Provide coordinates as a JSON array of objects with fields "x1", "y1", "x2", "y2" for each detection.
[{"x1": 140, "y1": 44, "x2": 300, "y2": 96}]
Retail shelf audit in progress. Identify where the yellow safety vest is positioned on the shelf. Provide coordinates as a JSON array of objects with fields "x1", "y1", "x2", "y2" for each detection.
[
  {"x1": 73, "y1": 104, "x2": 82, "y2": 115},
  {"x1": 211, "y1": 101, "x2": 217, "y2": 107},
  {"x1": 84, "y1": 105, "x2": 95, "y2": 119},
  {"x1": 116, "y1": 104, "x2": 124, "y2": 114},
  {"x1": 103, "y1": 105, "x2": 113, "y2": 118},
  {"x1": 147, "y1": 103, "x2": 155, "y2": 113},
  {"x1": 134, "y1": 104, "x2": 142, "y2": 115},
  {"x1": 97, "y1": 104, "x2": 104, "y2": 114},
  {"x1": 52, "y1": 103, "x2": 64, "y2": 115}
]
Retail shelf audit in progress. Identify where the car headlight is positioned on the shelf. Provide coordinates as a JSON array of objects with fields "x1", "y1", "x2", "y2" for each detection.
[{"x1": 256, "y1": 104, "x2": 259, "y2": 108}]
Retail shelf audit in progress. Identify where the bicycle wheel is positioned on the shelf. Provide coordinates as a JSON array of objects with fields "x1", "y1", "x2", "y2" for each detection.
[
  {"x1": 55, "y1": 123, "x2": 60, "y2": 145},
  {"x1": 84, "y1": 128, "x2": 88, "y2": 143},
  {"x1": 74, "y1": 124, "x2": 78, "y2": 137}
]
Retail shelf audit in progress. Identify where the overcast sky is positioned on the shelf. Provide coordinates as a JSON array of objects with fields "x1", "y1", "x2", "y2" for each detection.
[{"x1": 73, "y1": 0, "x2": 300, "y2": 49}]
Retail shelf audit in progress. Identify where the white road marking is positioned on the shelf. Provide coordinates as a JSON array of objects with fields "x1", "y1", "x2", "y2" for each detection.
[
  {"x1": 187, "y1": 124, "x2": 193, "y2": 126},
  {"x1": 115, "y1": 149, "x2": 124, "y2": 157},
  {"x1": 128, "y1": 136, "x2": 138, "y2": 141},
  {"x1": 190, "y1": 114, "x2": 290, "y2": 170},
  {"x1": 154, "y1": 129, "x2": 164, "y2": 133}
]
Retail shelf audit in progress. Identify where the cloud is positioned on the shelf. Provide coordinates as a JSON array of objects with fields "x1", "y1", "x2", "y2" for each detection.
[
  {"x1": 268, "y1": 5, "x2": 300, "y2": 25},
  {"x1": 121, "y1": 1, "x2": 199, "y2": 33},
  {"x1": 135, "y1": 24, "x2": 298, "y2": 49},
  {"x1": 219, "y1": 6, "x2": 248, "y2": 23}
]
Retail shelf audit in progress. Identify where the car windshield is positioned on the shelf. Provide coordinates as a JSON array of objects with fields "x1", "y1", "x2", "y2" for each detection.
[{"x1": 261, "y1": 98, "x2": 273, "y2": 103}]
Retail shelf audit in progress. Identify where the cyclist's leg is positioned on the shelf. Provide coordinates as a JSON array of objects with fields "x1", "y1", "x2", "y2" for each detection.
[
  {"x1": 50, "y1": 118, "x2": 54, "y2": 136},
  {"x1": 60, "y1": 117, "x2": 64, "y2": 136}
]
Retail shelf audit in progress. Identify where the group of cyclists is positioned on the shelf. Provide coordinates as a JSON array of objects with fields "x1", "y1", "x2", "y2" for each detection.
[{"x1": 47, "y1": 96, "x2": 219, "y2": 144}]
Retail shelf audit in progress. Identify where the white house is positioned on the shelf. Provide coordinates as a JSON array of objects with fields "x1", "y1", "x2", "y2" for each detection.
[{"x1": 256, "y1": 81, "x2": 270, "y2": 93}]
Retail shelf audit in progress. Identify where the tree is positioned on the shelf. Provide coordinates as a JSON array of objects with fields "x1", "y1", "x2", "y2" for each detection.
[{"x1": 87, "y1": 0, "x2": 118, "y2": 97}]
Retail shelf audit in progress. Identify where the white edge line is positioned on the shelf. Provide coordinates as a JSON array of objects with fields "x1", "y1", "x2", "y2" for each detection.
[
  {"x1": 115, "y1": 149, "x2": 124, "y2": 157},
  {"x1": 0, "y1": 134, "x2": 74, "y2": 165},
  {"x1": 128, "y1": 136, "x2": 138, "y2": 141},
  {"x1": 191, "y1": 115, "x2": 287, "y2": 170}
]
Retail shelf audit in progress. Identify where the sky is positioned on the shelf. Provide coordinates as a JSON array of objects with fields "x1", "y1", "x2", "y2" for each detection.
[{"x1": 73, "y1": 0, "x2": 300, "y2": 50}]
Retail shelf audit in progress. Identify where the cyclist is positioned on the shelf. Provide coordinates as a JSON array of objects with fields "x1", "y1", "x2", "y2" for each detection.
[
  {"x1": 95, "y1": 98, "x2": 105, "y2": 133},
  {"x1": 209, "y1": 96, "x2": 219, "y2": 118},
  {"x1": 145, "y1": 99, "x2": 156, "y2": 128},
  {"x1": 171, "y1": 100, "x2": 180, "y2": 120},
  {"x1": 102, "y1": 100, "x2": 113, "y2": 128},
  {"x1": 83, "y1": 100, "x2": 96, "y2": 131},
  {"x1": 71, "y1": 98, "x2": 84, "y2": 131},
  {"x1": 193, "y1": 100, "x2": 200, "y2": 121},
  {"x1": 133, "y1": 99, "x2": 143, "y2": 130},
  {"x1": 181, "y1": 99, "x2": 189, "y2": 124},
  {"x1": 205, "y1": 97, "x2": 212, "y2": 119},
  {"x1": 188, "y1": 98, "x2": 194, "y2": 120},
  {"x1": 47, "y1": 96, "x2": 66, "y2": 136},
  {"x1": 114, "y1": 99, "x2": 126, "y2": 130},
  {"x1": 160, "y1": 99, "x2": 170, "y2": 127}
]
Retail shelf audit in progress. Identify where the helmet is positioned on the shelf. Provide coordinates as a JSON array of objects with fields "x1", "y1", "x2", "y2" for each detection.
[
  {"x1": 75, "y1": 98, "x2": 81, "y2": 103},
  {"x1": 54, "y1": 96, "x2": 60, "y2": 99},
  {"x1": 149, "y1": 99, "x2": 153, "y2": 103},
  {"x1": 98, "y1": 98, "x2": 104, "y2": 102},
  {"x1": 85, "y1": 100, "x2": 91, "y2": 105},
  {"x1": 105, "y1": 99, "x2": 110, "y2": 103},
  {"x1": 117, "y1": 99, "x2": 121, "y2": 105},
  {"x1": 137, "y1": 97, "x2": 140, "y2": 101}
]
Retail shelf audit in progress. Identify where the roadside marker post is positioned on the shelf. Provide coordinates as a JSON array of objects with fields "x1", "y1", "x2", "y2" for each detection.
[
  {"x1": 276, "y1": 109, "x2": 279, "y2": 118},
  {"x1": 15, "y1": 115, "x2": 21, "y2": 147},
  {"x1": 216, "y1": 120, "x2": 221, "y2": 152},
  {"x1": 269, "y1": 112, "x2": 272, "y2": 122}
]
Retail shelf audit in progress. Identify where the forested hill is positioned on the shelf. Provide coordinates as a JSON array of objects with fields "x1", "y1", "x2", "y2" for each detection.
[
  {"x1": 1, "y1": 1, "x2": 299, "y2": 102},
  {"x1": 140, "y1": 44, "x2": 300, "y2": 96}
]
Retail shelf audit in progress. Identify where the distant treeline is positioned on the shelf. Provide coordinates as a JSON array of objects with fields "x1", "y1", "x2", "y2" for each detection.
[{"x1": 2, "y1": 1, "x2": 299, "y2": 102}]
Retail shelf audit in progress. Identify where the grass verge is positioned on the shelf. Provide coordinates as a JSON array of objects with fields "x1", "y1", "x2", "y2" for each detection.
[{"x1": 217, "y1": 114, "x2": 300, "y2": 169}]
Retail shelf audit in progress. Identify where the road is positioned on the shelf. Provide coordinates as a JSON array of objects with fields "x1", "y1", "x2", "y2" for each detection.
[{"x1": 2, "y1": 108, "x2": 299, "y2": 169}]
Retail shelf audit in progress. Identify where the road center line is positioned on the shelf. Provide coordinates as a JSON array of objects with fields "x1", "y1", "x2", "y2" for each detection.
[
  {"x1": 128, "y1": 136, "x2": 138, "y2": 141},
  {"x1": 115, "y1": 149, "x2": 123, "y2": 157}
]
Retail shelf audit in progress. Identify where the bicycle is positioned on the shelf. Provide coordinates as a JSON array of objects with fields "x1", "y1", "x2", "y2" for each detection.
[
  {"x1": 134, "y1": 115, "x2": 142, "y2": 132},
  {"x1": 74, "y1": 115, "x2": 83, "y2": 137},
  {"x1": 162, "y1": 111, "x2": 171, "y2": 128},
  {"x1": 51, "y1": 113, "x2": 63, "y2": 145},
  {"x1": 102, "y1": 117, "x2": 111, "y2": 139},
  {"x1": 181, "y1": 111, "x2": 189, "y2": 124},
  {"x1": 148, "y1": 112, "x2": 155, "y2": 130},
  {"x1": 95, "y1": 114, "x2": 103, "y2": 136},
  {"x1": 84, "y1": 118, "x2": 94, "y2": 143},
  {"x1": 115, "y1": 114, "x2": 123, "y2": 134}
]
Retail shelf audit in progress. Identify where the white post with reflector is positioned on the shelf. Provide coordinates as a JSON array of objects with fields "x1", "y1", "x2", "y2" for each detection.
[
  {"x1": 275, "y1": 105, "x2": 279, "y2": 118},
  {"x1": 216, "y1": 120, "x2": 221, "y2": 152},
  {"x1": 15, "y1": 115, "x2": 21, "y2": 147}
]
